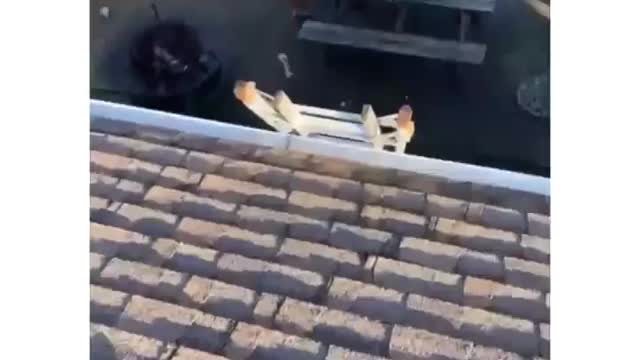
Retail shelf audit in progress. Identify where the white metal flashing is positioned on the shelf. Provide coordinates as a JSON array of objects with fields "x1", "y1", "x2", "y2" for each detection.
[
  {"x1": 90, "y1": 99, "x2": 289, "y2": 149},
  {"x1": 90, "y1": 99, "x2": 550, "y2": 196}
]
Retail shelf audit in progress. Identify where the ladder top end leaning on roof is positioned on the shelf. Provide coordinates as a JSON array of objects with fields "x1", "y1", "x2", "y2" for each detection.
[{"x1": 233, "y1": 81, "x2": 413, "y2": 153}]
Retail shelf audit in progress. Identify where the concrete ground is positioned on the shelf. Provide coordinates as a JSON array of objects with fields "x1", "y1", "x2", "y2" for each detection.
[{"x1": 90, "y1": 0, "x2": 549, "y2": 176}]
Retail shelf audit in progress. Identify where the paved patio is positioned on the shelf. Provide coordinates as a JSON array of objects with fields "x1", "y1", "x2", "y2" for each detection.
[{"x1": 91, "y1": 0, "x2": 549, "y2": 176}]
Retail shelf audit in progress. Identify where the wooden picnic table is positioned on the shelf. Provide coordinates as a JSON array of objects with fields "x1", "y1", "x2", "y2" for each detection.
[{"x1": 297, "y1": 0, "x2": 497, "y2": 64}]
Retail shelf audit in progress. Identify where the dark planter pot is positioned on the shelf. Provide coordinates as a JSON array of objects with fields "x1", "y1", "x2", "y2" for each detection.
[{"x1": 129, "y1": 21, "x2": 229, "y2": 114}]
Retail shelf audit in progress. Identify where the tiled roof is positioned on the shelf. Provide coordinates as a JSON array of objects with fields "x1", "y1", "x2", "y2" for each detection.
[{"x1": 90, "y1": 117, "x2": 550, "y2": 360}]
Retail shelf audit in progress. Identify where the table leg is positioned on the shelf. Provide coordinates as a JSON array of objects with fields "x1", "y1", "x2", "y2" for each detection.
[
  {"x1": 289, "y1": 0, "x2": 315, "y2": 17},
  {"x1": 458, "y1": 10, "x2": 470, "y2": 42},
  {"x1": 395, "y1": 4, "x2": 408, "y2": 32}
]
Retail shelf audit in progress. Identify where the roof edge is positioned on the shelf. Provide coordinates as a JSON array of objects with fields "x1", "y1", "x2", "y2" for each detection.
[{"x1": 90, "y1": 99, "x2": 550, "y2": 196}]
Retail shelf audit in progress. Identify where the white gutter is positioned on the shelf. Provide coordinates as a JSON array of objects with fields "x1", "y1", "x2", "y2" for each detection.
[{"x1": 90, "y1": 99, "x2": 550, "y2": 196}]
